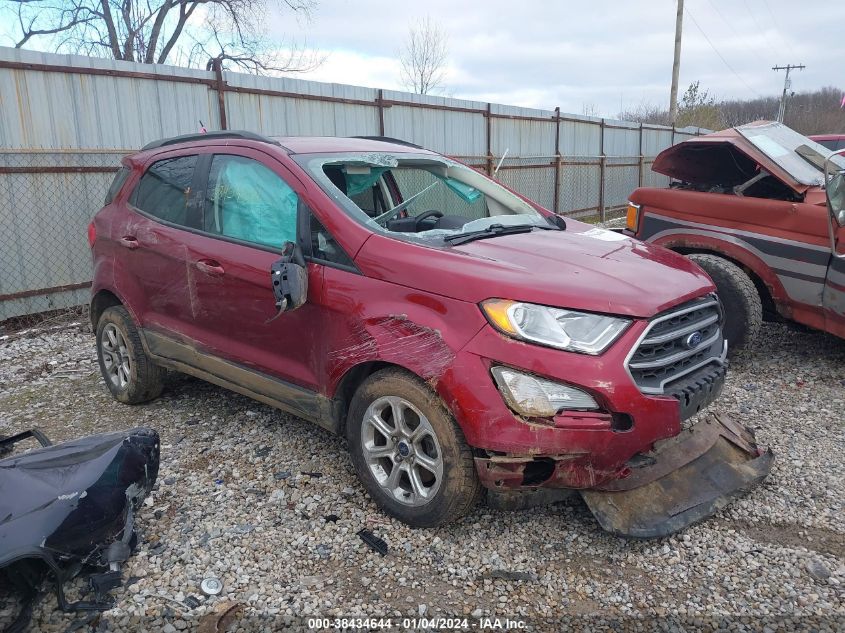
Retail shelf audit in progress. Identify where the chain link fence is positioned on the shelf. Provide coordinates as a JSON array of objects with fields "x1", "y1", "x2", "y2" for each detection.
[
  {"x1": 0, "y1": 150, "x2": 664, "y2": 321},
  {"x1": 0, "y1": 151, "x2": 124, "y2": 321}
]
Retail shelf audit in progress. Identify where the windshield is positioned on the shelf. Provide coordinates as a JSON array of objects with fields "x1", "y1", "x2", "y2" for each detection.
[
  {"x1": 737, "y1": 122, "x2": 845, "y2": 187},
  {"x1": 294, "y1": 152, "x2": 550, "y2": 244}
]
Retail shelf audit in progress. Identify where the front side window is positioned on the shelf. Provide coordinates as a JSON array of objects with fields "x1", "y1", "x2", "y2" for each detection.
[
  {"x1": 131, "y1": 155, "x2": 198, "y2": 225},
  {"x1": 295, "y1": 152, "x2": 551, "y2": 245},
  {"x1": 203, "y1": 155, "x2": 299, "y2": 249}
]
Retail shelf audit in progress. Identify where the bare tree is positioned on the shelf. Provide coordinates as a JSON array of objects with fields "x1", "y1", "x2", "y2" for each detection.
[
  {"x1": 399, "y1": 16, "x2": 448, "y2": 95},
  {"x1": 3, "y1": 0, "x2": 320, "y2": 73}
]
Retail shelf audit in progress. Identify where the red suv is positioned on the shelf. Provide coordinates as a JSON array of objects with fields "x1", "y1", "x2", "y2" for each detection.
[{"x1": 89, "y1": 132, "x2": 771, "y2": 536}]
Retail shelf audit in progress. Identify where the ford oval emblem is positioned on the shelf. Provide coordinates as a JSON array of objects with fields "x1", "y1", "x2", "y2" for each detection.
[{"x1": 685, "y1": 331, "x2": 703, "y2": 349}]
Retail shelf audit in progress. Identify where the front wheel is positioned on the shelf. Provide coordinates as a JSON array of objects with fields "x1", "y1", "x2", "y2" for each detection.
[
  {"x1": 688, "y1": 254, "x2": 762, "y2": 354},
  {"x1": 346, "y1": 369, "x2": 481, "y2": 527}
]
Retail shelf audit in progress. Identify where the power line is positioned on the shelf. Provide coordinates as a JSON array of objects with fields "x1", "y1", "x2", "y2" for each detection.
[
  {"x1": 760, "y1": 0, "x2": 799, "y2": 58},
  {"x1": 704, "y1": 0, "x2": 767, "y2": 67},
  {"x1": 684, "y1": 5, "x2": 762, "y2": 97},
  {"x1": 741, "y1": 0, "x2": 782, "y2": 58}
]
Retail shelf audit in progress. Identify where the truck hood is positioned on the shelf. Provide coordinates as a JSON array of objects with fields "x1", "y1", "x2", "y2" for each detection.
[{"x1": 355, "y1": 222, "x2": 714, "y2": 318}]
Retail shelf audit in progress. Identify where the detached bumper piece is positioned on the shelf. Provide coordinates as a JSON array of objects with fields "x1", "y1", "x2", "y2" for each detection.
[
  {"x1": 581, "y1": 414, "x2": 773, "y2": 538},
  {"x1": 0, "y1": 427, "x2": 159, "y2": 631}
]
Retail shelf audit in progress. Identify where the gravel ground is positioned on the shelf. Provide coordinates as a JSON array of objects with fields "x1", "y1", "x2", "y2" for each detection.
[{"x1": 0, "y1": 319, "x2": 843, "y2": 632}]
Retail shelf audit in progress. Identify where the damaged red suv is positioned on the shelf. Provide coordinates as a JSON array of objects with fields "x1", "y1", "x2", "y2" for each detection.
[{"x1": 89, "y1": 132, "x2": 772, "y2": 536}]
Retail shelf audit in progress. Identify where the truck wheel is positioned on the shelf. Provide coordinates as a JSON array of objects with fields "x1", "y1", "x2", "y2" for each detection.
[
  {"x1": 688, "y1": 254, "x2": 762, "y2": 354},
  {"x1": 346, "y1": 368, "x2": 481, "y2": 527},
  {"x1": 96, "y1": 306, "x2": 165, "y2": 404}
]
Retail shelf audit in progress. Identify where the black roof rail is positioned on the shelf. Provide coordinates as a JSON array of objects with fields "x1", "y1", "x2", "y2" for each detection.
[
  {"x1": 352, "y1": 136, "x2": 424, "y2": 149},
  {"x1": 141, "y1": 130, "x2": 281, "y2": 151}
]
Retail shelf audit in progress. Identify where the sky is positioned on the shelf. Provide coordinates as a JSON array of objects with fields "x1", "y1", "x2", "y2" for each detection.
[
  {"x1": 1, "y1": 0, "x2": 841, "y2": 117},
  {"x1": 273, "y1": 0, "x2": 844, "y2": 116}
]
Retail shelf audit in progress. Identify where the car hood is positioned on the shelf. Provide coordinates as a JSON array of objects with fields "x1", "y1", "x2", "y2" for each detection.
[
  {"x1": 355, "y1": 222, "x2": 714, "y2": 318},
  {"x1": 651, "y1": 121, "x2": 838, "y2": 195}
]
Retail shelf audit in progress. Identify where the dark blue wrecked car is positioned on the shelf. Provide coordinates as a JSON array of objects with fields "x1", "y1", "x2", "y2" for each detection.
[{"x1": 0, "y1": 427, "x2": 159, "y2": 632}]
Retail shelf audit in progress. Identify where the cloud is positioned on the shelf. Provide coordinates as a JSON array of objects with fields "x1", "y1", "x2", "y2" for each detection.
[{"x1": 266, "y1": 0, "x2": 844, "y2": 117}]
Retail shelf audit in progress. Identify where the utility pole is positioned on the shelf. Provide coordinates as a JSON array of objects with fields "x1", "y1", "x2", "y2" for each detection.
[
  {"x1": 772, "y1": 64, "x2": 805, "y2": 122},
  {"x1": 669, "y1": 0, "x2": 684, "y2": 123}
]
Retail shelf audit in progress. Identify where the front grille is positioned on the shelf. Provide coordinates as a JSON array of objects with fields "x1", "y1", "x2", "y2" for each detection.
[{"x1": 626, "y1": 296, "x2": 726, "y2": 395}]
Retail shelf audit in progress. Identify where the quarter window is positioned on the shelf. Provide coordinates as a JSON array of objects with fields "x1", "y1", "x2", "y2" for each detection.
[
  {"x1": 309, "y1": 212, "x2": 354, "y2": 267},
  {"x1": 131, "y1": 155, "x2": 198, "y2": 225},
  {"x1": 203, "y1": 155, "x2": 299, "y2": 249}
]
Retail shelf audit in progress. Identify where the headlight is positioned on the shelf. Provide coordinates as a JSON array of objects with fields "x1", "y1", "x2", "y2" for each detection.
[
  {"x1": 481, "y1": 299, "x2": 630, "y2": 354},
  {"x1": 491, "y1": 367, "x2": 598, "y2": 417}
]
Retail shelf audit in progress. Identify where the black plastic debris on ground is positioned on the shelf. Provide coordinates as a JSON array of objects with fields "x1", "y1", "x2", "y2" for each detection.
[
  {"x1": 324, "y1": 514, "x2": 339, "y2": 523},
  {"x1": 357, "y1": 529, "x2": 388, "y2": 556},
  {"x1": 0, "y1": 427, "x2": 160, "y2": 632}
]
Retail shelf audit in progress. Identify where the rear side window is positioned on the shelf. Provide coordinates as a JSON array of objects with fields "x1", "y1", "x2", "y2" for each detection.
[
  {"x1": 105, "y1": 167, "x2": 130, "y2": 204},
  {"x1": 130, "y1": 155, "x2": 198, "y2": 225}
]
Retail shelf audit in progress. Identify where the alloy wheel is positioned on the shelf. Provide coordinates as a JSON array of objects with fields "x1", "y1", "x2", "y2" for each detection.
[
  {"x1": 361, "y1": 395, "x2": 444, "y2": 506},
  {"x1": 101, "y1": 323, "x2": 131, "y2": 389}
]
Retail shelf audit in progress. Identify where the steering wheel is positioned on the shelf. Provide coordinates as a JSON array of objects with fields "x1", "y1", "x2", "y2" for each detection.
[{"x1": 414, "y1": 210, "x2": 443, "y2": 231}]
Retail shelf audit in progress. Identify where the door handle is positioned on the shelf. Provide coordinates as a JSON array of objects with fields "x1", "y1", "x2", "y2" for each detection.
[
  {"x1": 195, "y1": 259, "x2": 225, "y2": 276},
  {"x1": 119, "y1": 236, "x2": 139, "y2": 250}
]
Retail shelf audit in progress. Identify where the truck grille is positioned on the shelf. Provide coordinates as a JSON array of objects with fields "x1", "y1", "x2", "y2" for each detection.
[{"x1": 626, "y1": 296, "x2": 726, "y2": 395}]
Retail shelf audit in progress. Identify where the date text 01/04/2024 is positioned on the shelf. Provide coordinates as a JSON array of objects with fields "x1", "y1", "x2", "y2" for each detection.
[{"x1": 307, "y1": 617, "x2": 528, "y2": 630}]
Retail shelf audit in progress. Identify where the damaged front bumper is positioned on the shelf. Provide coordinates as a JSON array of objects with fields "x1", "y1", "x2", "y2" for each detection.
[
  {"x1": 0, "y1": 427, "x2": 159, "y2": 628},
  {"x1": 582, "y1": 414, "x2": 773, "y2": 537},
  {"x1": 479, "y1": 414, "x2": 773, "y2": 538}
]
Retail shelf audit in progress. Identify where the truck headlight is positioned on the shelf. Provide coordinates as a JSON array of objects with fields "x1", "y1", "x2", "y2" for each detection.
[
  {"x1": 481, "y1": 299, "x2": 630, "y2": 354},
  {"x1": 491, "y1": 367, "x2": 599, "y2": 417}
]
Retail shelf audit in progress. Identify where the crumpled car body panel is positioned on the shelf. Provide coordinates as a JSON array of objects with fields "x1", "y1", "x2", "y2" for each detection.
[{"x1": 0, "y1": 427, "x2": 159, "y2": 625}]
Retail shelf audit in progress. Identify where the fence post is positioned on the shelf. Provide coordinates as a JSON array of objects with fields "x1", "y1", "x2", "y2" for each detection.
[
  {"x1": 638, "y1": 123, "x2": 644, "y2": 188},
  {"x1": 486, "y1": 103, "x2": 493, "y2": 176},
  {"x1": 377, "y1": 89, "x2": 386, "y2": 136},
  {"x1": 553, "y1": 106, "x2": 561, "y2": 214},
  {"x1": 598, "y1": 118, "x2": 606, "y2": 223},
  {"x1": 212, "y1": 59, "x2": 228, "y2": 130}
]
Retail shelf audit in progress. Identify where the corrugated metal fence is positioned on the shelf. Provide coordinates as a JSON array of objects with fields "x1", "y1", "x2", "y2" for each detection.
[{"x1": 0, "y1": 47, "x2": 705, "y2": 320}]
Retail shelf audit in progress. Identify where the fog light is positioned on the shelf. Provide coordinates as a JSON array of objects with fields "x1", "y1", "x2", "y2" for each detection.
[{"x1": 491, "y1": 367, "x2": 599, "y2": 417}]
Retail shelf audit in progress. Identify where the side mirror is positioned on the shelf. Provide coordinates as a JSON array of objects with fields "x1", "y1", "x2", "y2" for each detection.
[{"x1": 270, "y1": 241, "x2": 308, "y2": 313}]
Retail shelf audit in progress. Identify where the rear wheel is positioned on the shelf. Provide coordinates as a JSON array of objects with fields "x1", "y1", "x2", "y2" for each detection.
[
  {"x1": 346, "y1": 369, "x2": 481, "y2": 527},
  {"x1": 688, "y1": 254, "x2": 762, "y2": 354},
  {"x1": 96, "y1": 306, "x2": 165, "y2": 404}
]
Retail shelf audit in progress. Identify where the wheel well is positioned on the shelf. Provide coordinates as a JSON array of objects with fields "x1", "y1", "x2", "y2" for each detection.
[
  {"x1": 672, "y1": 247, "x2": 779, "y2": 320},
  {"x1": 332, "y1": 361, "x2": 411, "y2": 435},
  {"x1": 90, "y1": 290, "x2": 123, "y2": 329}
]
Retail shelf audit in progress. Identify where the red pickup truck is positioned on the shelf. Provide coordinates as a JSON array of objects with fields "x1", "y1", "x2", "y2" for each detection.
[{"x1": 626, "y1": 121, "x2": 845, "y2": 351}]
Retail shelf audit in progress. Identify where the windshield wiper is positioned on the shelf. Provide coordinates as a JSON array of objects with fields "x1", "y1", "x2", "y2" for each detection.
[{"x1": 443, "y1": 223, "x2": 558, "y2": 246}]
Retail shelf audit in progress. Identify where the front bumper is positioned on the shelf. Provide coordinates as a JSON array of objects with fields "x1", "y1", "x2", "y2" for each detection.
[
  {"x1": 581, "y1": 414, "x2": 773, "y2": 537},
  {"x1": 452, "y1": 318, "x2": 726, "y2": 490}
]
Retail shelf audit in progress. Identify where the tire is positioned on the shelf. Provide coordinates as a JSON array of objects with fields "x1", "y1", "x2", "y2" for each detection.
[
  {"x1": 688, "y1": 254, "x2": 762, "y2": 354},
  {"x1": 96, "y1": 306, "x2": 165, "y2": 404},
  {"x1": 346, "y1": 368, "x2": 482, "y2": 527}
]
